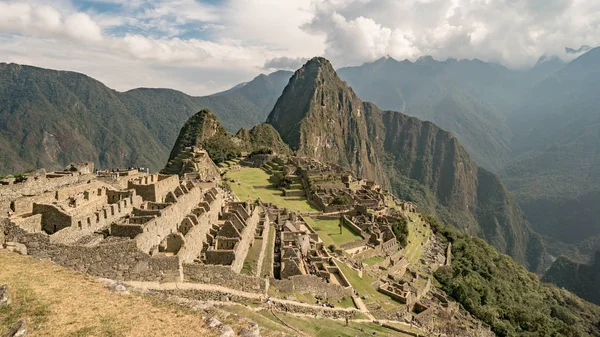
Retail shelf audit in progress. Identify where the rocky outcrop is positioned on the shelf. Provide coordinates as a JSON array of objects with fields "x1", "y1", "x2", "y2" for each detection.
[
  {"x1": 235, "y1": 124, "x2": 292, "y2": 155},
  {"x1": 267, "y1": 58, "x2": 388, "y2": 184},
  {"x1": 267, "y1": 57, "x2": 544, "y2": 269}
]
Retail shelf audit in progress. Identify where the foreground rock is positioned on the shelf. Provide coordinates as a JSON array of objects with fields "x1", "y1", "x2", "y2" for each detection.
[
  {"x1": 4, "y1": 320, "x2": 27, "y2": 337},
  {"x1": 0, "y1": 284, "x2": 10, "y2": 306},
  {"x1": 3, "y1": 242, "x2": 27, "y2": 255}
]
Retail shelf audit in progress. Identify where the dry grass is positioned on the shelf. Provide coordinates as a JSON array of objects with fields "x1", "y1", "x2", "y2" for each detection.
[{"x1": 0, "y1": 251, "x2": 215, "y2": 337}]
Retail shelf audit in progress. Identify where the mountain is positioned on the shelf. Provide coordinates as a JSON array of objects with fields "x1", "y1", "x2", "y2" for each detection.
[
  {"x1": 542, "y1": 251, "x2": 600, "y2": 306},
  {"x1": 336, "y1": 56, "x2": 561, "y2": 171},
  {"x1": 267, "y1": 57, "x2": 547, "y2": 271},
  {"x1": 267, "y1": 57, "x2": 388, "y2": 184},
  {"x1": 163, "y1": 109, "x2": 291, "y2": 174},
  {"x1": 235, "y1": 124, "x2": 292, "y2": 155},
  {"x1": 0, "y1": 62, "x2": 291, "y2": 175},
  {"x1": 500, "y1": 47, "x2": 600, "y2": 260}
]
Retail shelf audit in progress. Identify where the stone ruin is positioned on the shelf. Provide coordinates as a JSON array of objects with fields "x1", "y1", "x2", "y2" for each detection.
[{"x1": 0, "y1": 161, "x2": 265, "y2": 283}]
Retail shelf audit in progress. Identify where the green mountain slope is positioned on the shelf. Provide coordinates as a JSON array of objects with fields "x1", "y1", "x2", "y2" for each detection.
[
  {"x1": 267, "y1": 57, "x2": 547, "y2": 271},
  {"x1": 431, "y1": 216, "x2": 600, "y2": 337},
  {"x1": 0, "y1": 62, "x2": 291, "y2": 175},
  {"x1": 542, "y1": 252, "x2": 600, "y2": 306}
]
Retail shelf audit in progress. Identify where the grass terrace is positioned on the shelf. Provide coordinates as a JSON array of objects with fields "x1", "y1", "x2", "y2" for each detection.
[
  {"x1": 225, "y1": 167, "x2": 317, "y2": 213},
  {"x1": 241, "y1": 239, "x2": 263, "y2": 276},
  {"x1": 336, "y1": 261, "x2": 403, "y2": 311},
  {"x1": 362, "y1": 256, "x2": 385, "y2": 266},
  {"x1": 403, "y1": 213, "x2": 432, "y2": 266},
  {"x1": 220, "y1": 305, "x2": 410, "y2": 337},
  {"x1": 305, "y1": 217, "x2": 362, "y2": 247}
]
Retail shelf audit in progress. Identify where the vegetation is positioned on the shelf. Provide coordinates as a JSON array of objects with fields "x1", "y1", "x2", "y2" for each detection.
[
  {"x1": 0, "y1": 63, "x2": 291, "y2": 174},
  {"x1": 201, "y1": 134, "x2": 240, "y2": 164},
  {"x1": 542, "y1": 254, "x2": 600, "y2": 306},
  {"x1": 429, "y1": 215, "x2": 600, "y2": 337},
  {"x1": 391, "y1": 215, "x2": 409, "y2": 246},
  {"x1": 249, "y1": 148, "x2": 273, "y2": 156},
  {"x1": 331, "y1": 195, "x2": 351, "y2": 205},
  {"x1": 270, "y1": 172, "x2": 293, "y2": 189}
]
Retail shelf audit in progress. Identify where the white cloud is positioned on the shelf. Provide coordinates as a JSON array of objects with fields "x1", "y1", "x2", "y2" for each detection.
[
  {"x1": 64, "y1": 12, "x2": 103, "y2": 42},
  {"x1": 264, "y1": 56, "x2": 309, "y2": 70},
  {"x1": 303, "y1": 0, "x2": 600, "y2": 68},
  {"x1": 1, "y1": 0, "x2": 600, "y2": 96}
]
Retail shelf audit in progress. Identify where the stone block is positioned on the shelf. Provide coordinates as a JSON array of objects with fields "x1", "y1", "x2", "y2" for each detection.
[{"x1": 4, "y1": 242, "x2": 27, "y2": 255}]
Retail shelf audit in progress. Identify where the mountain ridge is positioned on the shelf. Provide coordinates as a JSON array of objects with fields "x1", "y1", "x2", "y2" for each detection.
[{"x1": 267, "y1": 57, "x2": 546, "y2": 271}]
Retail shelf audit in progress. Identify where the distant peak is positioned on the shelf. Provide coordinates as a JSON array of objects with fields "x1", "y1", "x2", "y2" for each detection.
[
  {"x1": 416, "y1": 55, "x2": 436, "y2": 63},
  {"x1": 565, "y1": 45, "x2": 593, "y2": 54}
]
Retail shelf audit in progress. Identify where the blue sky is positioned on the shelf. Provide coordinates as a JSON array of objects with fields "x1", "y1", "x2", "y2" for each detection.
[{"x1": 0, "y1": 0, "x2": 598, "y2": 95}]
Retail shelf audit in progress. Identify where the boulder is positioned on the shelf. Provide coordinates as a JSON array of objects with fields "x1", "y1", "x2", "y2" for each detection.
[
  {"x1": 0, "y1": 284, "x2": 10, "y2": 306},
  {"x1": 238, "y1": 323, "x2": 261, "y2": 337},
  {"x1": 219, "y1": 325, "x2": 235, "y2": 337},
  {"x1": 4, "y1": 320, "x2": 27, "y2": 337},
  {"x1": 4, "y1": 242, "x2": 27, "y2": 255}
]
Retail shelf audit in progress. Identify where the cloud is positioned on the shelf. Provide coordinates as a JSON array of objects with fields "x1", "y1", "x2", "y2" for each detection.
[
  {"x1": 0, "y1": 2, "x2": 102, "y2": 42},
  {"x1": 2, "y1": 0, "x2": 600, "y2": 97},
  {"x1": 263, "y1": 56, "x2": 308, "y2": 70},
  {"x1": 64, "y1": 12, "x2": 103, "y2": 41},
  {"x1": 303, "y1": 0, "x2": 600, "y2": 68}
]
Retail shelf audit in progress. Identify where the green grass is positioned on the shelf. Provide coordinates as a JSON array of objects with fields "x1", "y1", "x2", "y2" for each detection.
[
  {"x1": 336, "y1": 262, "x2": 402, "y2": 310},
  {"x1": 403, "y1": 213, "x2": 431, "y2": 266},
  {"x1": 225, "y1": 168, "x2": 317, "y2": 213},
  {"x1": 261, "y1": 226, "x2": 276, "y2": 278},
  {"x1": 362, "y1": 256, "x2": 385, "y2": 266},
  {"x1": 305, "y1": 217, "x2": 362, "y2": 247},
  {"x1": 241, "y1": 239, "x2": 263, "y2": 276},
  {"x1": 273, "y1": 311, "x2": 408, "y2": 337},
  {"x1": 222, "y1": 304, "x2": 409, "y2": 337}
]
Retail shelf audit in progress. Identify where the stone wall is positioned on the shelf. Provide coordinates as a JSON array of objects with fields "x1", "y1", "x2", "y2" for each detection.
[
  {"x1": 133, "y1": 185, "x2": 204, "y2": 253},
  {"x1": 127, "y1": 174, "x2": 179, "y2": 202},
  {"x1": 270, "y1": 274, "x2": 352, "y2": 301},
  {"x1": 341, "y1": 215, "x2": 367, "y2": 239},
  {"x1": 4, "y1": 223, "x2": 181, "y2": 282},
  {"x1": 0, "y1": 173, "x2": 85, "y2": 214},
  {"x1": 230, "y1": 209, "x2": 260, "y2": 273},
  {"x1": 9, "y1": 214, "x2": 42, "y2": 233},
  {"x1": 184, "y1": 263, "x2": 266, "y2": 293},
  {"x1": 340, "y1": 238, "x2": 369, "y2": 250},
  {"x1": 177, "y1": 190, "x2": 223, "y2": 263}
]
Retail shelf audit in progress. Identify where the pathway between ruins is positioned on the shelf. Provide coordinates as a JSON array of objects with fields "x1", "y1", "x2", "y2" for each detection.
[
  {"x1": 124, "y1": 281, "x2": 358, "y2": 314},
  {"x1": 124, "y1": 280, "x2": 426, "y2": 335},
  {"x1": 351, "y1": 295, "x2": 375, "y2": 320}
]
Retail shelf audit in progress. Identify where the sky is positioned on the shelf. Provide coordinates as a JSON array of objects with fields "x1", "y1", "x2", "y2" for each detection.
[{"x1": 1, "y1": 0, "x2": 599, "y2": 96}]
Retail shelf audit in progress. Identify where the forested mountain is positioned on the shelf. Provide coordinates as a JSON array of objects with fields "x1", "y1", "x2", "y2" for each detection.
[
  {"x1": 336, "y1": 56, "x2": 564, "y2": 171},
  {"x1": 0, "y1": 62, "x2": 291, "y2": 175},
  {"x1": 267, "y1": 57, "x2": 547, "y2": 271},
  {"x1": 500, "y1": 47, "x2": 600, "y2": 260}
]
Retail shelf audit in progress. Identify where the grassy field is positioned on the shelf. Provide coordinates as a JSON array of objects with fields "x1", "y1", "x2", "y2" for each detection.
[
  {"x1": 0, "y1": 251, "x2": 215, "y2": 337},
  {"x1": 225, "y1": 168, "x2": 317, "y2": 213},
  {"x1": 362, "y1": 256, "x2": 385, "y2": 266},
  {"x1": 305, "y1": 217, "x2": 361, "y2": 247}
]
